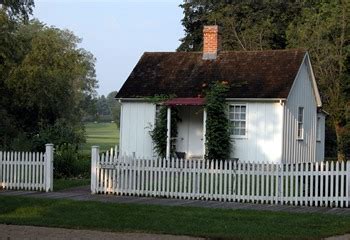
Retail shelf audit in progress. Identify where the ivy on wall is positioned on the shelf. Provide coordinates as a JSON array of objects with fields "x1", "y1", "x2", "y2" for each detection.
[
  {"x1": 205, "y1": 82, "x2": 232, "y2": 160},
  {"x1": 148, "y1": 95, "x2": 181, "y2": 158}
]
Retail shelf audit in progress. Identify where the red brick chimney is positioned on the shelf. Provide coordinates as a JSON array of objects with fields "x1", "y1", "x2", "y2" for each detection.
[{"x1": 203, "y1": 25, "x2": 220, "y2": 60}]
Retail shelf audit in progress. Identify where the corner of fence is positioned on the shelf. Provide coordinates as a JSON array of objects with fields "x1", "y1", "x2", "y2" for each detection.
[{"x1": 45, "y1": 143, "x2": 54, "y2": 192}]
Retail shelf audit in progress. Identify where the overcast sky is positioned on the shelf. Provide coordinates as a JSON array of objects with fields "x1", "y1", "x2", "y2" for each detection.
[{"x1": 33, "y1": 0, "x2": 184, "y2": 96}]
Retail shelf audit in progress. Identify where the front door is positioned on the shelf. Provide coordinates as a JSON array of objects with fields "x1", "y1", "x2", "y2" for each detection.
[{"x1": 176, "y1": 106, "x2": 204, "y2": 158}]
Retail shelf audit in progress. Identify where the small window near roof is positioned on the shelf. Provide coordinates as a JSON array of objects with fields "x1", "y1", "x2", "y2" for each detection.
[
  {"x1": 316, "y1": 116, "x2": 321, "y2": 141},
  {"x1": 297, "y1": 107, "x2": 304, "y2": 140},
  {"x1": 229, "y1": 105, "x2": 247, "y2": 137}
]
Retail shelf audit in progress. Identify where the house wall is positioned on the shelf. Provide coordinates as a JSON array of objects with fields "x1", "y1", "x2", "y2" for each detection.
[
  {"x1": 176, "y1": 106, "x2": 204, "y2": 158},
  {"x1": 119, "y1": 101, "x2": 155, "y2": 158},
  {"x1": 316, "y1": 112, "x2": 326, "y2": 161},
  {"x1": 282, "y1": 58, "x2": 318, "y2": 163},
  {"x1": 229, "y1": 102, "x2": 284, "y2": 163}
]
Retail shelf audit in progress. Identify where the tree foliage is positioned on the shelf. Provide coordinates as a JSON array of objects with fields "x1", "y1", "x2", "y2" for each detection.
[
  {"x1": 83, "y1": 91, "x2": 121, "y2": 123},
  {"x1": 0, "y1": 8, "x2": 98, "y2": 150},
  {"x1": 205, "y1": 82, "x2": 231, "y2": 160},
  {"x1": 0, "y1": 0, "x2": 34, "y2": 21},
  {"x1": 287, "y1": 0, "x2": 350, "y2": 160},
  {"x1": 178, "y1": 1, "x2": 304, "y2": 51}
]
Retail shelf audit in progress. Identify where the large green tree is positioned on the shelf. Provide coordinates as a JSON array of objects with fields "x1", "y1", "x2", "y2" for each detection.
[
  {"x1": 0, "y1": 8, "x2": 98, "y2": 149},
  {"x1": 287, "y1": 0, "x2": 350, "y2": 160},
  {"x1": 178, "y1": 1, "x2": 304, "y2": 51}
]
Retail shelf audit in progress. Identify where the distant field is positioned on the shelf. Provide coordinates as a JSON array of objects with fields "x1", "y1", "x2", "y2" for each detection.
[{"x1": 81, "y1": 122, "x2": 119, "y2": 154}]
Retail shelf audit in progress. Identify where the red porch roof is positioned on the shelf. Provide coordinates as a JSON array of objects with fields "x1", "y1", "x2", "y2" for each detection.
[{"x1": 164, "y1": 98, "x2": 205, "y2": 106}]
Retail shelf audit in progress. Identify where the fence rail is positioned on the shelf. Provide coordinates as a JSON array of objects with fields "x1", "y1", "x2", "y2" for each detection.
[
  {"x1": 0, "y1": 144, "x2": 54, "y2": 192},
  {"x1": 91, "y1": 146, "x2": 350, "y2": 208}
]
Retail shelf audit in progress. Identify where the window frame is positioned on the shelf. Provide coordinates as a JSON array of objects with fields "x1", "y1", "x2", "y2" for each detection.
[
  {"x1": 228, "y1": 104, "x2": 248, "y2": 138},
  {"x1": 297, "y1": 106, "x2": 304, "y2": 140}
]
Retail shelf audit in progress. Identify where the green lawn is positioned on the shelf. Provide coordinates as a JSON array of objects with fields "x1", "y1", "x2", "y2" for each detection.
[
  {"x1": 81, "y1": 122, "x2": 119, "y2": 154},
  {"x1": 53, "y1": 179, "x2": 90, "y2": 191},
  {"x1": 0, "y1": 196, "x2": 350, "y2": 239}
]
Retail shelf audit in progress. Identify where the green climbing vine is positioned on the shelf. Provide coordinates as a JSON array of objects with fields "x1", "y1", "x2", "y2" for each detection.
[
  {"x1": 148, "y1": 95, "x2": 181, "y2": 158},
  {"x1": 205, "y1": 81, "x2": 232, "y2": 160}
]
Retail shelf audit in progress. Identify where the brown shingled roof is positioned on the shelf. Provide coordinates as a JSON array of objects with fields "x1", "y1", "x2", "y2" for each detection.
[{"x1": 116, "y1": 49, "x2": 306, "y2": 99}]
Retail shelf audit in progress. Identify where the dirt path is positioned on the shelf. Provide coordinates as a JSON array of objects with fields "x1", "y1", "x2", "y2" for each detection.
[{"x1": 0, "y1": 224, "x2": 203, "y2": 240}]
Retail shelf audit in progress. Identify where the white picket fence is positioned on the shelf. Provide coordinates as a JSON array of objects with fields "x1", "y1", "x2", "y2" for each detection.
[
  {"x1": 0, "y1": 144, "x2": 54, "y2": 192},
  {"x1": 91, "y1": 146, "x2": 350, "y2": 208}
]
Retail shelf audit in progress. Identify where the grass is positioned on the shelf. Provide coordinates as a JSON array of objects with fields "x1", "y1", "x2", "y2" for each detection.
[
  {"x1": 53, "y1": 179, "x2": 90, "y2": 191},
  {"x1": 81, "y1": 122, "x2": 119, "y2": 154},
  {"x1": 0, "y1": 196, "x2": 350, "y2": 239}
]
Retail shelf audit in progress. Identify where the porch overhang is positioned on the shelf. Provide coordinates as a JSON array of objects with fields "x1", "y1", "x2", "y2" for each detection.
[{"x1": 163, "y1": 98, "x2": 205, "y2": 106}]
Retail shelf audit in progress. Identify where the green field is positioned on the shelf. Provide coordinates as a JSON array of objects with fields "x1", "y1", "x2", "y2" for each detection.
[{"x1": 81, "y1": 122, "x2": 119, "y2": 154}]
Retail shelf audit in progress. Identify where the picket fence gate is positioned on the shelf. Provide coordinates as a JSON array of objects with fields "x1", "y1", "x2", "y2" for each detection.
[
  {"x1": 0, "y1": 144, "x2": 54, "y2": 192},
  {"x1": 91, "y1": 146, "x2": 350, "y2": 208}
]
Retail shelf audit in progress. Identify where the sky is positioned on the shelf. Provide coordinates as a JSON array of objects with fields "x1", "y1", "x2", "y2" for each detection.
[{"x1": 32, "y1": 0, "x2": 184, "y2": 96}]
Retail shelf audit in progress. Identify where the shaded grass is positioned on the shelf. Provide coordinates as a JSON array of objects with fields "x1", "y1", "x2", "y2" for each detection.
[
  {"x1": 53, "y1": 179, "x2": 90, "y2": 191},
  {"x1": 0, "y1": 195, "x2": 350, "y2": 239},
  {"x1": 81, "y1": 122, "x2": 119, "y2": 154}
]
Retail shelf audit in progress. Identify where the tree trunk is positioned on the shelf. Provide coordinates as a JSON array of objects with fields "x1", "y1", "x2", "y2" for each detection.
[{"x1": 335, "y1": 122, "x2": 346, "y2": 161}]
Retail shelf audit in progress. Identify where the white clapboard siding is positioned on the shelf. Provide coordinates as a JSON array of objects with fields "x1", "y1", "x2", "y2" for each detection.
[
  {"x1": 91, "y1": 147, "x2": 350, "y2": 208},
  {"x1": 0, "y1": 144, "x2": 53, "y2": 192}
]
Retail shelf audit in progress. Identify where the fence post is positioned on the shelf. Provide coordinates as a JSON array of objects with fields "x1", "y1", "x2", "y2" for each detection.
[
  {"x1": 45, "y1": 144, "x2": 54, "y2": 192},
  {"x1": 0, "y1": 151, "x2": 2, "y2": 189},
  {"x1": 347, "y1": 161, "x2": 350, "y2": 207},
  {"x1": 91, "y1": 146, "x2": 99, "y2": 194}
]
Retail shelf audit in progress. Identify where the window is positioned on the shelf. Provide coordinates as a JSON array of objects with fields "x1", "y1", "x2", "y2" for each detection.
[
  {"x1": 316, "y1": 116, "x2": 321, "y2": 141},
  {"x1": 297, "y1": 107, "x2": 304, "y2": 140},
  {"x1": 229, "y1": 105, "x2": 247, "y2": 136}
]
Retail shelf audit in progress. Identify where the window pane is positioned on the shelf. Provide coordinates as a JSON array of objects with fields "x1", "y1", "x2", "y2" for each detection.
[
  {"x1": 298, "y1": 107, "x2": 303, "y2": 122},
  {"x1": 234, "y1": 121, "x2": 239, "y2": 127},
  {"x1": 241, "y1": 113, "x2": 246, "y2": 120},
  {"x1": 234, "y1": 129, "x2": 240, "y2": 135},
  {"x1": 241, "y1": 121, "x2": 246, "y2": 128},
  {"x1": 235, "y1": 106, "x2": 240, "y2": 112},
  {"x1": 240, "y1": 129, "x2": 246, "y2": 135},
  {"x1": 229, "y1": 113, "x2": 234, "y2": 119},
  {"x1": 229, "y1": 106, "x2": 235, "y2": 112},
  {"x1": 234, "y1": 113, "x2": 240, "y2": 119},
  {"x1": 241, "y1": 106, "x2": 246, "y2": 113}
]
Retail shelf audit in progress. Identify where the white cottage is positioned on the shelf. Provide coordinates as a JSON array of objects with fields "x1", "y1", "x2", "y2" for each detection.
[{"x1": 116, "y1": 25, "x2": 325, "y2": 163}]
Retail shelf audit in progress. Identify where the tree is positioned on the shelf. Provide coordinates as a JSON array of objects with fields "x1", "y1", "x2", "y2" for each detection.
[
  {"x1": 107, "y1": 91, "x2": 121, "y2": 124},
  {"x1": 287, "y1": 0, "x2": 350, "y2": 160},
  {"x1": 0, "y1": 18, "x2": 98, "y2": 149},
  {"x1": 0, "y1": 0, "x2": 34, "y2": 21},
  {"x1": 178, "y1": 1, "x2": 304, "y2": 51}
]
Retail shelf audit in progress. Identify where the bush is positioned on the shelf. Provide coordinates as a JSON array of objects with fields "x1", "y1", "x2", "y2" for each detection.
[
  {"x1": 33, "y1": 119, "x2": 86, "y2": 152},
  {"x1": 54, "y1": 144, "x2": 90, "y2": 178}
]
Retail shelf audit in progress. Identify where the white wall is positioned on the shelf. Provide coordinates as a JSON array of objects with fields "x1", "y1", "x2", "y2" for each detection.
[
  {"x1": 316, "y1": 112, "x2": 326, "y2": 161},
  {"x1": 282, "y1": 58, "x2": 318, "y2": 163},
  {"x1": 119, "y1": 101, "x2": 155, "y2": 158},
  {"x1": 229, "y1": 102, "x2": 284, "y2": 163}
]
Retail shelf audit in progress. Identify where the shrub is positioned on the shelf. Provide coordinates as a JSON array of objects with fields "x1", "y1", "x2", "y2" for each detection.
[{"x1": 54, "y1": 144, "x2": 90, "y2": 178}]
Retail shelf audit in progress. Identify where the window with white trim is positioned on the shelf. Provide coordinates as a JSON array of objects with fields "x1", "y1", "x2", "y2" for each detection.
[
  {"x1": 297, "y1": 107, "x2": 304, "y2": 140},
  {"x1": 316, "y1": 116, "x2": 321, "y2": 141},
  {"x1": 229, "y1": 105, "x2": 247, "y2": 136}
]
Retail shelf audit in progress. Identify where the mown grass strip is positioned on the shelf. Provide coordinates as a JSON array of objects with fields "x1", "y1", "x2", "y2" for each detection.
[{"x1": 0, "y1": 195, "x2": 350, "y2": 239}]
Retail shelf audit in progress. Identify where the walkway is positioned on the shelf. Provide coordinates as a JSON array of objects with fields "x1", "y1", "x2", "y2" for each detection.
[
  {"x1": 1, "y1": 186, "x2": 350, "y2": 215},
  {"x1": 0, "y1": 224, "x2": 201, "y2": 240}
]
